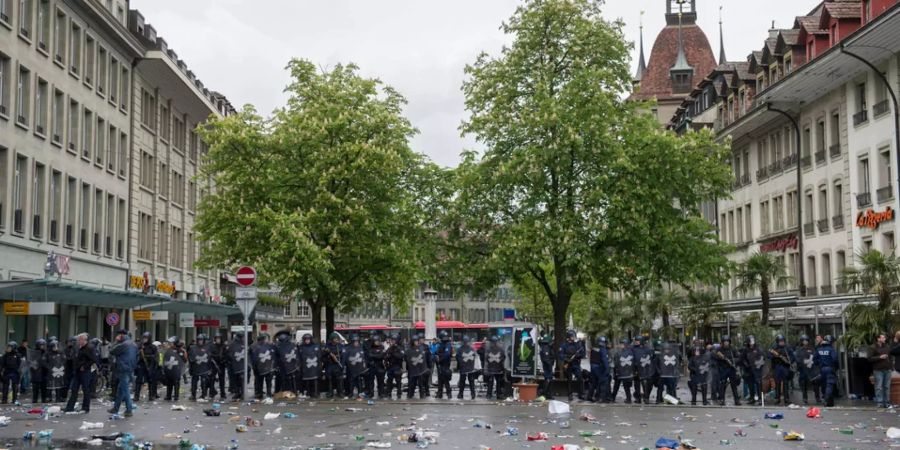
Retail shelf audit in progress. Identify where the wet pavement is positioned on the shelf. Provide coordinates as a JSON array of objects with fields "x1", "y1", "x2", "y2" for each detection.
[{"x1": 1, "y1": 396, "x2": 899, "y2": 450}]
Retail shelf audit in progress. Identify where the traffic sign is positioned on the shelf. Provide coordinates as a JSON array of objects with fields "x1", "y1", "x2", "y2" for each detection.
[
  {"x1": 235, "y1": 266, "x2": 257, "y2": 287},
  {"x1": 105, "y1": 312, "x2": 120, "y2": 327},
  {"x1": 235, "y1": 286, "x2": 257, "y2": 299},
  {"x1": 235, "y1": 298, "x2": 258, "y2": 317}
]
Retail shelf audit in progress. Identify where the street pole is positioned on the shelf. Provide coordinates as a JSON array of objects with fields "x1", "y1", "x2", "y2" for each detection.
[{"x1": 242, "y1": 315, "x2": 249, "y2": 403}]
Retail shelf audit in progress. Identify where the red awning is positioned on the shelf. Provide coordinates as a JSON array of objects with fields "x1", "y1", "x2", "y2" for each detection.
[
  {"x1": 335, "y1": 325, "x2": 401, "y2": 331},
  {"x1": 466, "y1": 323, "x2": 489, "y2": 329},
  {"x1": 413, "y1": 320, "x2": 469, "y2": 329}
]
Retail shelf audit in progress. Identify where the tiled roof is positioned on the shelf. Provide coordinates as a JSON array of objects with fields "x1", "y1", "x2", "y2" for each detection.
[
  {"x1": 778, "y1": 29, "x2": 802, "y2": 46},
  {"x1": 796, "y1": 15, "x2": 827, "y2": 34},
  {"x1": 631, "y1": 24, "x2": 718, "y2": 101},
  {"x1": 824, "y1": 1, "x2": 862, "y2": 20}
]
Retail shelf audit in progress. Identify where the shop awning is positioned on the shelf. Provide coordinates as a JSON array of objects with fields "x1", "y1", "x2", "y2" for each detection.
[{"x1": 136, "y1": 297, "x2": 241, "y2": 318}]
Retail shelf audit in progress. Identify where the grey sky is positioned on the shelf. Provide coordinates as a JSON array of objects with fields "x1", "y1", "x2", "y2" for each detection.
[{"x1": 131, "y1": 0, "x2": 821, "y2": 167}]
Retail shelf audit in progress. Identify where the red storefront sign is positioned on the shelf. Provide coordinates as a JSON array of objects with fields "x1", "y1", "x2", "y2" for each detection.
[
  {"x1": 194, "y1": 319, "x2": 221, "y2": 328},
  {"x1": 856, "y1": 207, "x2": 894, "y2": 230},
  {"x1": 760, "y1": 235, "x2": 798, "y2": 253}
]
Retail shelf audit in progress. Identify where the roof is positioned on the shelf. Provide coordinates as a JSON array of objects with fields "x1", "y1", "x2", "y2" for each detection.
[
  {"x1": 630, "y1": 24, "x2": 718, "y2": 102},
  {"x1": 824, "y1": 1, "x2": 863, "y2": 20},
  {"x1": 796, "y1": 15, "x2": 828, "y2": 35}
]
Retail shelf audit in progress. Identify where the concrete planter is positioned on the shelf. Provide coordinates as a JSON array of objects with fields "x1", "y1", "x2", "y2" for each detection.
[{"x1": 513, "y1": 382, "x2": 539, "y2": 402}]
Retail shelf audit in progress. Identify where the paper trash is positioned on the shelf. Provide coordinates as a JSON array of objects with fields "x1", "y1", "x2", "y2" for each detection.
[{"x1": 548, "y1": 400, "x2": 571, "y2": 415}]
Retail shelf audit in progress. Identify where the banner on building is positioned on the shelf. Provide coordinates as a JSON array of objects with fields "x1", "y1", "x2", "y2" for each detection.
[{"x1": 512, "y1": 326, "x2": 537, "y2": 378}]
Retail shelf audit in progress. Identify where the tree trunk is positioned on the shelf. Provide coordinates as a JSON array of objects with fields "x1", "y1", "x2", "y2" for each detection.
[
  {"x1": 309, "y1": 299, "x2": 323, "y2": 343},
  {"x1": 761, "y1": 282, "x2": 770, "y2": 325},
  {"x1": 326, "y1": 306, "x2": 336, "y2": 340},
  {"x1": 552, "y1": 290, "x2": 572, "y2": 355},
  {"x1": 662, "y1": 310, "x2": 670, "y2": 329}
]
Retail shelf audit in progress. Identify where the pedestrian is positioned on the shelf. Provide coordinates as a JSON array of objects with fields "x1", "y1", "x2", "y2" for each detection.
[
  {"x1": 769, "y1": 335, "x2": 793, "y2": 406},
  {"x1": 43, "y1": 340, "x2": 66, "y2": 402},
  {"x1": 1, "y1": 342, "x2": 22, "y2": 404},
  {"x1": 134, "y1": 332, "x2": 160, "y2": 402},
  {"x1": 869, "y1": 333, "x2": 892, "y2": 408},
  {"x1": 385, "y1": 334, "x2": 405, "y2": 399},
  {"x1": 588, "y1": 336, "x2": 610, "y2": 403},
  {"x1": 107, "y1": 329, "x2": 136, "y2": 417},
  {"x1": 817, "y1": 335, "x2": 838, "y2": 407},
  {"x1": 688, "y1": 344, "x2": 710, "y2": 405},
  {"x1": 714, "y1": 335, "x2": 742, "y2": 406},
  {"x1": 435, "y1": 331, "x2": 453, "y2": 399},
  {"x1": 64, "y1": 333, "x2": 98, "y2": 413},
  {"x1": 17, "y1": 340, "x2": 30, "y2": 394},
  {"x1": 558, "y1": 330, "x2": 585, "y2": 401},
  {"x1": 739, "y1": 335, "x2": 764, "y2": 405},
  {"x1": 162, "y1": 337, "x2": 187, "y2": 401},
  {"x1": 483, "y1": 336, "x2": 506, "y2": 400},
  {"x1": 298, "y1": 333, "x2": 320, "y2": 399},
  {"x1": 365, "y1": 334, "x2": 387, "y2": 399},
  {"x1": 251, "y1": 333, "x2": 275, "y2": 400}
]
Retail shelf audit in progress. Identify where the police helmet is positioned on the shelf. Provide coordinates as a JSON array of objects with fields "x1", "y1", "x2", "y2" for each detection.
[
  {"x1": 302, "y1": 333, "x2": 313, "y2": 341},
  {"x1": 6, "y1": 341, "x2": 17, "y2": 349},
  {"x1": 36, "y1": 338, "x2": 47, "y2": 347},
  {"x1": 439, "y1": 331, "x2": 450, "y2": 341},
  {"x1": 372, "y1": 334, "x2": 382, "y2": 342},
  {"x1": 462, "y1": 335, "x2": 471, "y2": 344},
  {"x1": 233, "y1": 332, "x2": 244, "y2": 341},
  {"x1": 350, "y1": 334, "x2": 360, "y2": 343},
  {"x1": 90, "y1": 337, "x2": 101, "y2": 347},
  {"x1": 142, "y1": 332, "x2": 152, "y2": 340},
  {"x1": 390, "y1": 333, "x2": 400, "y2": 341},
  {"x1": 539, "y1": 334, "x2": 552, "y2": 344},
  {"x1": 823, "y1": 335, "x2": 834, "y2": 344},
  {"x1": 197, "y1": 334, "x2": 208, "y2": 342},
  {"x1": 167, "y1": 336, "x2": 178, "y2": 344},
  {"x1": 799, "y1": 334, "x2": 810, "y2": 343},
  {"x1": 775, "y1": 334, "x2": 785, "y2": 342},
  {"x1": 566, "y1": 329, "x2": 577, "y2": 339},
  {"x1": 596, "y1": 336, "x2": 607, "y2": 346},
  {"x1": 721, "y1": 335, "x2": 731, "y2": 343},
  {"x1": 744, "y1": 335, "x2": 755, "y2": 346},
  {"x1": 48, "y1": 336, "x2": 58, "y2": 343},
  {"x1": 257, "y1": 333, "x2": 269, "y2": 342},
  {"x1": 489, "y1": 336, "x2": 499, "y2": 343},
  {"x1": 329, "y1": 332, "x2": 341, "y2": 341},
  {"x1": 275, "y1": 332, "x2": 289, "y2": 343},
  {"x1": 68, "y1": 336, "x2": 77, "y2": 343},
  {"x1": 620, "y1": 338, "x2": 630, "y2": 345},
  {"x1": 48, "y1": 341, "x2": 59, "y2": 351}
]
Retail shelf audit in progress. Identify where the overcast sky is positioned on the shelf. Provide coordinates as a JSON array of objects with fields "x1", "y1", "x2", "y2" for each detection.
[{"x1": 131, "y1": 0, "x2": 822, "y2": 167}]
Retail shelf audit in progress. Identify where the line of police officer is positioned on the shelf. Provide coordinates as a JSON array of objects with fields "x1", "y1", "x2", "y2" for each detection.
[{"x1": 537, "y1": 331, "x2": 840, "y2": 406}]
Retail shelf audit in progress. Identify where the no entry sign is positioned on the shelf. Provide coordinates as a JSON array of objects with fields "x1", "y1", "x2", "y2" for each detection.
[{"x1": 235, "y1": 266, "x2": 257, "y2": 287}]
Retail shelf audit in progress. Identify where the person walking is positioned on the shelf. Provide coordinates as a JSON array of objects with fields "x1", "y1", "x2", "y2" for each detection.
[
  {"x1": 108, "y1": 330, "x2": 137, "y2": 417},
  {"x1": 869, "y1": 333, "x2": 893, "y2": 408},
  {"x1": 64, "y1": 333, "x2": 98, "y2": 413}
]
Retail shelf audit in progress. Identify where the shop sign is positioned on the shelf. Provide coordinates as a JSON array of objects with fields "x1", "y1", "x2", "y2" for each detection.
[
  {"x1": 760, "y1": 235, "x2": 799, "y2": 253},
  {"x1": 194, "y1": 319, "x2": 220, "y2": 328},
  {"x1": 179, "y1": 313, "x2": 195, "y2": 328},
  {"x1": 133, "y1": 310, "x2": 152, "y2": 321},
  {"x1": 857, "y1": 207, "x2": 894, "y2": 230},
  {"x1": 2, "y1": 302, "x2": 56, "y2": 316},
  {"x1": 155, "y1": 280, "x2": 176, "y2": 297},
  {"x1": 127, "y1": 272, "x2": 150, "y2": 293},
  {"x1": 3, "y1": 302, "x2": 29, "y2": 316}
]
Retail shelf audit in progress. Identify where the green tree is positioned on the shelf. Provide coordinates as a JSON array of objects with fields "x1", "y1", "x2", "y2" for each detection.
[
  {"x1": 643, "y1": 288, "x2": 683, "y2": 340},
  {"x1": 457, "y1": 0, "x2": 733, "y2": 347},
  {"x1": 733, "y1": 252, "x2": 791, "y2": 325},
  {"x1": 840, "y1": 249, "x2": 900, "y2": 345},
  {"x1": 195, "y1": 60, "x2": 428, "y2": 341},
  {"x1": 679, "y1": 290, "x2": 724, "y2": 342}
]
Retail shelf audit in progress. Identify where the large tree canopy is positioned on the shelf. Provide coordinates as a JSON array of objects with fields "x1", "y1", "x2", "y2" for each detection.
[
  {"x1": 195, "y1": 60, "x2": 431, "y2": 341},
  {"x1": 455, "y1": 0, "x2": 734, "y2": 347}
]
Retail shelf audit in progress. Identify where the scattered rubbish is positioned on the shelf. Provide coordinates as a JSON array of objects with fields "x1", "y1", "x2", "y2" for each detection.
[
  {"x1": 203, "y1": 409, "x2": 221, "y2": 417},
  {"x1": 179, "y1": 438, "x2": 192, "y2": 448},
  {"x1": 282, "y1": 412, "x2": 297, "y2": 419},
  {"x1": 415, "y1": 441, "x2": 430, "y2": 449},
  {"x1": 85, "y1": 438, "x2": 105, "y2": 446},
  {"x1": 734, "y1": 429, "x2": 747, "y2": 437},
  {"x1": 838, "y1": 427, "x2": 853, "y2": 435},
  {"x1": 109, "y1": 414, "x2": 125, "y2": 420},
  {"x1": 346, "y1": 408, "x2": 364, "y2": 412},
  {"x1": 367, "y1": 443, "x2": 392, "y2": 449},
  {"x1": 355, "y1": 435, "x2": 366, "y2": 441},
  {"x1": 579, "y1": 413, "x2": 597, "y2": 422},
  {"x1": 888, "y1": 427, "x2": 900, "y2": 439},
  {"x1": 504, "y1": 426, "x2": 519, "y2": 436},
  {"x1": 663, "y1": 393, "x2": 680, "y2": 405},
  {"x1": 376, "y1": 421, "x2": 390, "y2": 426},
  {"x1": 235, "y1": 425, "x2": 248, "y2": 433},
  {"x1": 45, "y1": 406, "x2": 61, "y2": 416},
  {"x1": 656, "y1": 437, "x2": 679, "y2": 448},
  {"x1": 26, "y1": 408, "x2": 44, "y2": 415},
  {"x1": 261, "y1": 398, "x2": 274, "y2": 405},
  {"x1": 473, "y1": 420, "x2": 492, "y2": 429},
  {"x1": 171, "y1": 405, "x2": 187, "y2": 411},
  {"x1": 806, "y1": 407, "x2": 821, "y2": 419},
  {"x1": 0, "y1": 416, "x2": 11, "y2": 427},
  {"x1": 273, "y1": 391, "x2": 296, "y2": 400},
  {"x1": 719, "y1": 439, "x2": 734, "y2": 445},
  {"x1": 526, "y1": 432, "x2": 549, "y2": 441},
  {"x1": 764, "y1": 413, "x2": 784, "y2": 420},
  {"x1": 783, "y1": 431, "x2": 804, "y2": 441},
  {"x1": 368, "y1": 400, "x2": 375, "y2": 405},
  {"x1": 80, "y1": 421, "x2": 104, "y2": 430},
  {"x1": 315, "y1": 433, "x2": 327, "y2": 438},
  {"x1": 558, "y1": 420, "x2": 570, "y2": 429},
  {"x1": 23, "y1": 431, "x2": 35, "y2": 440},
  {"x1": 263, "y1": 412, "x2": 280, "y2": 420},
  {"x1": 548, "y1": 400, "x2": 571, "y2": 415},
  {"x1": 415, "y1": 414, "x2": 428, "y2": 421}
]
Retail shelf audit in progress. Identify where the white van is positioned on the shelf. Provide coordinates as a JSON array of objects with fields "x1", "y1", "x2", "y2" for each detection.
[{"x1": 295, "y1": 329, "x2": 347, "y2": 344}]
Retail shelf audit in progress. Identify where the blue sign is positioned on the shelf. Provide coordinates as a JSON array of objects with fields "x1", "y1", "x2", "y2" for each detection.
[{"x1": 503, "y1": 308, "x2": 516, "y2": 321}]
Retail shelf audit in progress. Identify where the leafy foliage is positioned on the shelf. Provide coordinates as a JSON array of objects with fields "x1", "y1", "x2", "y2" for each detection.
[
  {"x1": 733, "y1": 252, "x2": 792, "y2": 325},
  {"x1": 679, "y1": 290, "x2": 724, "y2": 342}
]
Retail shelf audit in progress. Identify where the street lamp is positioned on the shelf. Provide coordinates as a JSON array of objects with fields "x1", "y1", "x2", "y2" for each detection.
[{"x1": 423, "y1": 288, "x2": 438, "y2": 340}]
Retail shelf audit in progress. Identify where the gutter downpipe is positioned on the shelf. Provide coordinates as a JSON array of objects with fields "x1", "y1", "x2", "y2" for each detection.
[
  {"x1": 767, "y1": 105, "x2": 807, "y2": 298},
  {"x1": 841, "y1": 46, "x2": 900, "y2": 209}
]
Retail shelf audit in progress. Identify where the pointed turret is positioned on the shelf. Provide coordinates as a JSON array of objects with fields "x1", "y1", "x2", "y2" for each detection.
[
  {"x1": 634, "y1": 11, "x2": 647, "y2": 84},
  {"x1": 718, "y1": 6, "x2": 727, "y2": 65}
]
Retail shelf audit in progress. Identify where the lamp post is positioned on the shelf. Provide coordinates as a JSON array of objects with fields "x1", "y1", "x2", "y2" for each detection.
[{"x1": 423, "y1": 288, "x2": 438, "y2": 340}]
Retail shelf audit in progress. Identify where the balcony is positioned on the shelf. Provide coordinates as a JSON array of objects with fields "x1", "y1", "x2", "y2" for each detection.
[
  {"x1": 832, "y1": 214, "x2": 844, "y2": 230},
  {"x1": 820, "y1": 285, "x2": 833, "y2": 295},
  {"x1": 769, "y1": 160, "x2": 783, "y2": 175},
  {"x1": 756, "y1": 167, "x2": 769, "y2": 182},
  {"x1": 805, "y1": 286, "x2": 818, "y2": 296},
  {"x1": 836, "y1": 285, "x2": 848, "y2": 294},
  {"x1": 877, "y1": 185, "x2": 893, "y2": 203},
  {"x1": 32, "y1": 215, "x2": 41, "y2": 237},
  {"x1": 857, "y1": 191, "x2": 872, "y2": 208},
  {"x1": 803, "y1": 222, "x2": 815, "y2": 236},
  {"x1": 783, "y1": 153, "x2": 799, "y2": 169},
  {"x1": 741, "y1": 173, "x2": 750, "y2": 186},
  {"x1": 13, "y1": 209, "x2": 23, "y2": 234},
  {"x1": 817, "y1": 218, "x2": 830, "y2": 233},
  {"x1": 873, "y1": 99, "x2": 890, "y2": 117},
  {"x1": 801, "y1": 155, "x2": 812, "y2": 169},
  {"x1": 829, "y1": 144, "x2": 841, "y2": 159},
  {"x1": 853, "y1": 109, "x2": 868, "y2": 126},
  {"x1": 815, "y1": 149, "x2": 826, "y2": 164}
]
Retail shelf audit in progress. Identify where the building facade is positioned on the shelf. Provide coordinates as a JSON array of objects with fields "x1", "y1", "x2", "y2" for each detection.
[{"x1": 0, "y1": 0, "x2": 235, "y2": 344}]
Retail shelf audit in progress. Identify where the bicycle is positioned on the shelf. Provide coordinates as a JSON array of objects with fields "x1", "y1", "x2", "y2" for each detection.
[{"x1": 92, "y1": 362, "x2": 111, "y2": 398}]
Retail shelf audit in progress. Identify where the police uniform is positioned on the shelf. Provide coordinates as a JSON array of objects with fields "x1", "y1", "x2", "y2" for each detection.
[
  {"x1": 343, "y1": 337, "x2": 368, "y2": 398},
  {"x1": 210, "y1": 334, "x2": 228, "y2": 400},
  {"x1": 162, "y1": 340, "x2": 187, "y2": 401},
  {"x1": 251, "y1": 334, "x2": 276, "y2": 400},
  {"x1": 435, "y1": 333, "x2": 453, "y2": 399},
  {"x1": 588, "y1": 337, "x2": 610, "y2": 403},
  {"x1": 483, "y1": 337, "x2": 506, "y2": 399},
  {"x1": 322, "y1": 335, "x2": 345, "y2": 399},
  {"x1": 687, "y1": 346, "x2": 710, "y2": 405},
  {"x1": 558, "y1": 331, "x2": 585, "y2": 401},
  {"x1": 226, "y1": 334, "x2": 246, "y2": 400},
  {"x1": 817, "y1": 336, "x2": 838, "y2": 406},
  {"x1": 1, "y1": 343, "x2": 22, "y2": 404},
  {"x1": 713, "y1": 336, "x2": 741, "y2": 406},
  {"x1": 189, "y1": 335, "x2": 214, "y2": 400},
  {"x1": 275, "y1": 332, "x2": 300, "y2": 394},
  {"x1": 456, "y1": 337, "x2": 478, "y2": 399},
  {"x1": 794, "y1": 336, "x2": 821, "y2": 404},
  {"x1": 538, "y1": 336, "x2": 555, "y2": 399},
  {"x1": 298, "y1": 334, "x2": 320, "y2": 398},
  {"x1": 405, "y1": 337, "x2": 429, "y2": 399},
  {"x1": 635, "y1": 339, "x2": 656, "y2": 404},
  {"x1": 43, "y1": 342, "x2": 68, "y2": 402},
  {"x1": 365, "y1": 336, "x2": 387, "y2": 398},
  {"x1": 134, "y1": 334, "x2": 159, "y2": 402},
  {"x1": 611, "y1": 339, "x2": 635, "y2": 403},
  {"x1": 739, "y1": 337, "x2": 765, "y2": 405},
  {"x1": 656, "y1": 342, "x2": 679, "y2": 400},
  {"x1": 769, "y1": 336, "x2": 793, "y2": 405},
  {"x1": 30, "y1": 340, "x2": 48, "y2": 403}
]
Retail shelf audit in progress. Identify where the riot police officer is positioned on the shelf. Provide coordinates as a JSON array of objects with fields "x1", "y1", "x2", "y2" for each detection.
[
  {"x1": 343, "y1": 334, "x2": 368, "y2": 398},
  {"x1": 558, "y1": 330, "x2": 585, "y2": 401},
  {"x1": 385, "y1": 334, "x2": 405, "y2": 399},
  {"x1": 189, "y1": 334, "x2": 214, "y2": 401},
  {"x1": 227, "y1": 333, "x2": 246, "y2": 401},
  {"x1": 739, "y1": 335, "x2": 764, "y2": 405},
  {"x1": 43, "y1": 340, "x2": 67, "y2": 403},
  {"x1": 656, "y1": 341, "x2": 679, "y2": 401},
  {"x1": 298, "y1": 333, "x2": 320, "y2": 398},
  {"x1": 769, "y1": 334, "x2": 793, "y2": 406},
  {"x1": 30, "y1": 339, "x2": 48, "y2": 404},
  {"x1": 365, "y1": 335, "x2": 387, "y2": 399},
  {"x1": 435, "y1": 331, "x2": 453, "y2": 399},
  {"x1": 483, "y1": 336, "x2": 506, "y2": 400},
  {"x1": 210, "y1": 333, "x2": 228, "y2": 400},
  {"x1": 795, "y1": 335, "x2": 821, "y2": 404},
  {"x1": 817, "y1": 335, "x2": 838, "y2": 407},
  {"x1": 405, "y1": 334, "x2": 428, "y2": 399},
  {"x1": 134, "y1": 332, "x2": 159, "y2": 402},
  {"x1": 611, "y1": 338, "x2": 635, "y2": 403},
  {"x1": 1, "y1": 342, "x2": 22, "y2": 404},
  {"x1": 632, "y1": 336, "x2": 654, "y2": 404},
  {"x1": 251, "y1": 333, "x2": 276, "y2": 400},
  {"x1": 714, "y1": 335, "x2": 741, "y2": 406},
  {"x1": 538, "y1": 334, "x2": 555, "y2": 399},
  {"x1": 588, "y1": 336, "x2": 610, "y2": 403},
  {"x1": 274, "y1": 331, "x2": 300, "y2": 395},
  {"x1": 687, "y1": 345, "x2": 710, "y2": 405},
  {"x1": 161, "y1": 337, "x2": 187, "y2": 401},
  {"x1": 456, "y1": 335, "x2": 478, "y2": 400},
  {"x1": 322, "y1": 332, "x2": 344, "y2": 399}
]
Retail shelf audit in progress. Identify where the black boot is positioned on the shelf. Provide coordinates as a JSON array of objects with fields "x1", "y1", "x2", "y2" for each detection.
[{"x1": 731, "y1": 384, "x2": 741, "y2": 406}]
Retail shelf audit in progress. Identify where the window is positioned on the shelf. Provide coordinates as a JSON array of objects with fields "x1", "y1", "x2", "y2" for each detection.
[
  {"x1": 188, "y1": 180, "x2": 196, "y2": 211},
  {"x1": 118, "y1": 131, "x2": 127, "y2": 176},
  {"x1": 160, "y1": 163, "x2": 169, "y2": 198},
  {"x1": 187, "y1": 232, "x2": 195, "y2": 268},
  {"x1": 784, "y1": 126, "x2": 794, "y2": 156},
  {"x1": 173, "y1": 117, "x2": 185, "y2": 150},
  {"x1": 107, "y1": 124, "x2": 116, "y2": 171},
  {"x1": 860, "y1": 158, "x2": 871, "y2": 194},
  {"x1": 119, "y1": 67, "x2": 128, "y2": 110},
  {"x1": 34, "y1": 77, "x2": 47, "y2": 134},
  {"x1": 807, "y1": 256, "x2": 817, "y2": 291},
  {"x1": 13, "y1": 155, "x2": 27, "y2": 233},
  {"x1": 83, "y1": 35, "x2": 94, "y2": 85},
  {"x1": 171, "y1": 225, "x2": 182, "y2": 268},
  {"x1": 0, "y1": 0, "x2": 10, "y2": 24},
  {"x1": 67, "y1": 98, "x2": 78, "y2": 153},
  {"x1": 158, "y1": 220, "x2": 167, "y2": 264},
  {"x1": 108, "y1": 57, "x2": 118, "y2": 104},
  {"x1": 53, "y1": 9, "x2": 65, "y2": 65},
  {"x1": 0, "y1": 53, "x2": 9, "y2": 116},
  {"x1": 830, "y1": 112, "x2": 840, "y2": 151},
  {"x1": 189, "y1": 129, "x2": 198, "y2": 161},
  {"x1": 816, "y1": 120, "x2": 825, "y2": 153},
  {"x1": 875, "y1": 72, "x2": 888, "y2": 105},
  {"x1": 745, "y1": 204, "x2": 752, "y2": 241},
  {"x1": 173, "y1": 171, "x2": 184, "y2": 205},
  {"x1": 758, "y1": 139, "x2": 768, "y2": 170},
  {"x1": 65, "y1": 176, "x2": 75, "y2": 245},
  {"x1": 821, "y1": 253, "x2": 832, "y2": 289},
  {"x1": 138, "y1": 212, "x2": 152, "y2": 260},
  {"x1": 92, "y1": 188, "x2": 102, "y2": 253},
  {"x1": 116, "y1": 198, "x2": 125, "y2": 258},
  {"x1": 0, "y1": 147, "x2": 7, "y2": 229},
  {"x1": 16, "y1": 64, "x2": 30, "y2": 126},
  {"x1": 836, "y1": 251, "x2": 846, "y2": 282},
  {"x1": 69, "y1": 23, "x2": 81, "y2": 76},
  {"x1": 97, "y1": 46, "x2": 107, "y2": 95},
  {"x1": 784, "y1": 53, "x2": 792, "y2": 74},
  {"x1": 802, "y1": 127, "x2": 811, "y2": 157},
  {"x1": 818, "y1": 186, "x2": 828, "y2": 223},
  {"x1": 51, "y1": 88, "x2": 62, "y2": 143},
  {"x1": 805, "y1": 191, "x2": 814, "y2": 224},
  {"x1": 856, "y1": 82, "x2": 867, "y2": 112},
  {"x1": 36, "y1": 0, "x2": 48, "y2": 50},
  {"x1": 32, "y1": 162, "x2": 44, "y2": 238},
  {"x1": 140, "y1": 88, "x2": 156, "y2": 129},
  {"x1": 786, "y1": 192, "x2": 797, "y2": 228},
  {"x1": 833, "y1": 182, "x2": 843, "y2": 216},
  {"x1": 49, "y1": 169, "x2": 60, "y2": 242},
  {"x1": 18, "y1": 0, "x2": 32, "y2": 39},
  {"x1": 79, "y1": 183, "x2": 89, "y2": 249},
  {"x1": 140, "y1": 151, "x2": 154, "y2": 189},
  {"x1": 81, "y1": 108, "x2": 92, "y2": 159},
  {"x1": 95, "y1": 116, "x2": 105, "y2": 166},
  {"x1": 159, "y1": 103, "x2": 170, "y2": 140},
  {"x1": 884, "y1": 233, "x2": 895, "y2": 254},
  {"x1": 104, "y1": 194, "x2": 113, "y2": 255},
  {"x1": 760, "y1": 201, "x2": 770, "y2": 235}
]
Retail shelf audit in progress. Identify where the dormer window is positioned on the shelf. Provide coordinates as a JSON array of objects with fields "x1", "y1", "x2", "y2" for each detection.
[
  {"x1": 757, "y1": 72, "x2": 767, "y2": 91},
  {"x1": 784, "y1": 53, "x2": 792, "y2": 74}
]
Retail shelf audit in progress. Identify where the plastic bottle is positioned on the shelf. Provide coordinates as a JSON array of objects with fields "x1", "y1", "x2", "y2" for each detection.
[{"x1": 839, "y1": 428, "x2": 854, "y2": 435}]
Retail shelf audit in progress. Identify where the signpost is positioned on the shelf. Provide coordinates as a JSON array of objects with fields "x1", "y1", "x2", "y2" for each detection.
[
  {"x1": 106, "y1": 312, "x2": 120, "y2": 342},
  {"x1": 234, "y1": 266, "x2": 258, "y2": 401}
]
